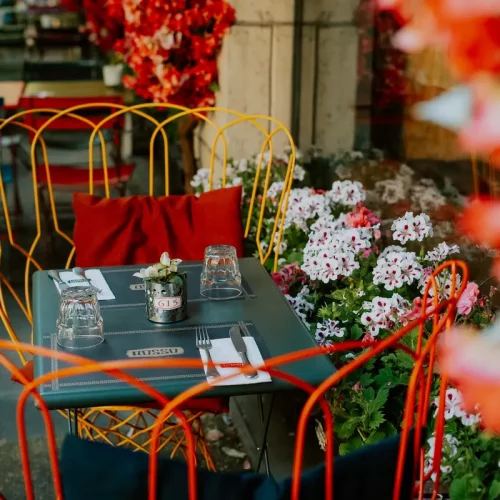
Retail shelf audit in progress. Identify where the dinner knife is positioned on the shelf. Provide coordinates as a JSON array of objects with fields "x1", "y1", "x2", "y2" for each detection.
[{"x1": 229, "y1": 325, "x2": 259, "y2": 379}]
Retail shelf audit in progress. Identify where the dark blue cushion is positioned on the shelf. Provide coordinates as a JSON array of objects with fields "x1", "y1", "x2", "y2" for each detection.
[{"x1": 60, "y1": 429, "x2": 422, "y2": 500}]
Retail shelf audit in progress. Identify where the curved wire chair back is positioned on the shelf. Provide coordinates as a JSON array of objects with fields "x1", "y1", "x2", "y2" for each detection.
[
  {"x1": 0, "y1": 104, "x2": 295, "y2": 366},
  {"x1": 0, "y1": 260, "x2": 468, "y2": 500}
]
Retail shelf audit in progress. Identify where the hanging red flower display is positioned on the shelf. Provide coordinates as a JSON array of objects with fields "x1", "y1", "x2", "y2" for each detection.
[{"x1": 117, "y1": 0, "x2": 236, "y2": 108}]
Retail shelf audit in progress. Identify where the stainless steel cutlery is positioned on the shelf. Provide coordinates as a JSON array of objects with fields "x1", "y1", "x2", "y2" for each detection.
[
  {"x1": 196, "y1": 325, "x2": 221, "y2": 378},
  {"x1": 196, "y1": 322, "x2": 259, "y2": 380},
  {"x1": 229, "y1": 324, "x2": 259, "y2": 379},
  {"x1": 48, "y1": 270, "x2": 68, "y2": 289}
]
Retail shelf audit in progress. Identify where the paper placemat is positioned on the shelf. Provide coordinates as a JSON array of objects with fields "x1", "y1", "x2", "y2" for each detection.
[{"x1": 53, "y1": 270, "x2": 115, "y2": 301}]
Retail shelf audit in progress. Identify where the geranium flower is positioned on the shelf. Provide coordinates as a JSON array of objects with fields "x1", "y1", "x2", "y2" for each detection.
[
  {"x1": 433, "y1": 387, "x2": 465, "y2": 420},
  {"x1": 425, "y1": 242, "x2": 460, "y2": 262},
  {"x1": 404, "y1": 296, "x2": 435, "y2": 321},
  {"x1": 457, "y1": 282, "x2": 480, "y2": 316},
  {"x1": 360, "y1": 312, "x2": 383, "y2": 336},
  {"x1": 346, "y1": 203, "x2": 381, "y2": 228},
  {"x1": 315, "y1": 320, "x2": 346, "y2": 344}
]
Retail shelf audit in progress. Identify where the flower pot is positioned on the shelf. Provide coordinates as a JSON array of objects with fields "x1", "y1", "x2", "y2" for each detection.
[
  {"x1": 102, "y1": 64, "x2": 123, "y2": 88},
  {"x1": 145, "y1": 273, "x2": 187, "y2": 323}
]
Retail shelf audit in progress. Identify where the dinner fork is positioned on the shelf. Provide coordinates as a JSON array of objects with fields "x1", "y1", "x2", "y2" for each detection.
[
  {"x1": 196, "y1": 326, "x2": 220, "y2": 378},
  {"x1": 238, "y1": 321, "x2": 251, "y2": 337}
]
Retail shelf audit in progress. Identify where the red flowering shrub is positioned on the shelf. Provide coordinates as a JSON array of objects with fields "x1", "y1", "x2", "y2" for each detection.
[
  {"x1": 118, "y1": 0, "x2": 236, "y2": 106},
  {"x1": 61, "y1": 0, "x2": 235, "y2": 107}
]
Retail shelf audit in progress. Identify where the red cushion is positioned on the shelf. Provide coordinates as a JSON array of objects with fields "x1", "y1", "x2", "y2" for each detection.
[
  {"x1": 12, "y1": 361, "x2": 229, "y2": 414},
  {"x1": 37, "y1": 164, "x2": 135, "y2": 186},
  {"x1": 73, "y1": 186, "x2": 244, "y2": 267}
]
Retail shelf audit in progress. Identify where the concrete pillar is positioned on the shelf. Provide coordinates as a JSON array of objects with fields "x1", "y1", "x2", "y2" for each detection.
[{"x1": 195, "y1": 0, "x2": 360, "y2": 171}]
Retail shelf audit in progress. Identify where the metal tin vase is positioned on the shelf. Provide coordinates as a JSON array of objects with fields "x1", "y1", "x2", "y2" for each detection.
[{"x1": 145, "y1": 273, "x2": 187, "y2": 323}]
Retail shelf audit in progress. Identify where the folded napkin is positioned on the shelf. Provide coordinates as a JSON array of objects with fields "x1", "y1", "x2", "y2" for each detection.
[
  {"x1": 53, "y1": 270, "x2": 116, "y2": 301},
  {"x1": 199, "y1": 337, "x2": 271, "y2": 386}
]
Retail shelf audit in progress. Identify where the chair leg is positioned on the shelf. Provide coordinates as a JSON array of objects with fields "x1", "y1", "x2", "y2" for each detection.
[
  {"x1": 9, "y1": 143, "x2": 22, "y2": 217},
  {"x1": 38, "y1": 185, "x2": 54, "y2": 267}
]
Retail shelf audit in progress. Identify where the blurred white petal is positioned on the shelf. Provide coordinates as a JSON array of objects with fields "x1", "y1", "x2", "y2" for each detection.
[{"x1": 413, "y1": 85, "x2": 473, "y2": 132}]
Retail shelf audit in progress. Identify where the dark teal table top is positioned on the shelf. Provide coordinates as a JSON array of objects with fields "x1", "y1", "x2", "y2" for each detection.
[{"x1": 33, "y1": 258, "x2": 335, "y2": 410}]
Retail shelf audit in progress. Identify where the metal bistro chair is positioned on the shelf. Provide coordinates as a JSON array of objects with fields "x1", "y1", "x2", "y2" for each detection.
[
  {"x1": 0, "y1": 104, "x2": 296, "y2": 464},
  {"x1": 0, "y1": 260, "x2": 467, "y2": 499}
]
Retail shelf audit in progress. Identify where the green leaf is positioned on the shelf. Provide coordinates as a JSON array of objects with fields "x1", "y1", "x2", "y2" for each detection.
[
  {"x1": 368, "y1": 410, "x2": 385, "y2": 430},
  {"x1": 338, "y1": 443, "x2": 352, "y2": 456},
  {"x1": 208, "y1": 82, "x2": 220, "y2": 92},
  {"x1": 286, "y1": 252, "x2": 303, "y2": 265},
  {"x1": 351, "y1": 324, "x2": 364, "y2": 340},
  {"x1": 358, "y1": 372, "x2": 373, "y2": 387},
  {"x1": 489, "y1": 481, "x2": 500, "y2": 500},
  {"x1": 365, "y1": 431, "x2": 385, "y2": 445},
  {"x1": 369, "y1": 387, "x2": 389, "y2": 413},
  {"x1": 339, "y1": 435, "x2": 365, "y2": 456},
  {"x1": 394, "y1": 351, "x2": 416, "y2": 370},
  {"x1": 363, "y1": 387, "x2": 375, "y2": 403},
  {"x1": 449, "y1": 476, "x2": 469, "y2": 500},
  {"x1": 336, "y1": 417, "x2": 361, "y2": 440}
]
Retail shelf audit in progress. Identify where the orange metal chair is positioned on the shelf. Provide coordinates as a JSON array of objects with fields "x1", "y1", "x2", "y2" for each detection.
[
  {"x1": 0, "y1": 104, "x2": 296, "y2": 463},
  {"x1": 0, "y1": 260, "x2": 468, "y2": 499}
]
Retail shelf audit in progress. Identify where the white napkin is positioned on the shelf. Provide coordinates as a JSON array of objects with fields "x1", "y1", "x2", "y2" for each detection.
[
  {"x1": 53, "y1": 270, "x2": 116, "y2": 301},
  {"x1": 199, "y1": 337, "x2": 271, "y2": 386}
]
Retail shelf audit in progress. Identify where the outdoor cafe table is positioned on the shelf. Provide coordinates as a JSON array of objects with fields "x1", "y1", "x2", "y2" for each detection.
[
  {"x1": 23, "y1": 80, "x2": 134, "y2": 103},
  {"x1": 32, "y1": 258, "x2": 335, "y2": 410}
]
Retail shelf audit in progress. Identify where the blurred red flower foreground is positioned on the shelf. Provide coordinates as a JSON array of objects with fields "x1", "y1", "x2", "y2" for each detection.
[{"x1": 440, "y1": 325, "x2": 500, "y2": 433}]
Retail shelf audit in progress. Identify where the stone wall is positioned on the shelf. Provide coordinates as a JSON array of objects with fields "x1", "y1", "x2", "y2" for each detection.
[{"x1": 195, "y1": 0, "x2": 360, "y2": 171}]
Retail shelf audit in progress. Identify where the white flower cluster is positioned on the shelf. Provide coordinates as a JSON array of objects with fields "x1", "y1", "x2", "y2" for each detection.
[
  {"x1": 420, "y1": 271, "x2": 462, "y2": 300},
  {"x1": 302, "y1": 223, "x2": 374, "y2": 283},
  {"x1": 374, "y1": 165, "x2": 447, "y2": 212},
  {"x1": 391, "y1": 212, "x2": 433, "y2": 244},
  {"x1": 284, "y1": 188, "x2": 330, "y2": 231},
  {"x1": 433, "y1": 387, "x2": 481, "y2": 426},
  {"x1": 286, "y1": 285, "x2": 314, "y2": 329},
  {"x1": 190, "y1": 165, "x2": 242, "y2": 192},
  {"x1": 425, "y1": 433, "x2": 459, "y2": 482},
  {"x1": 373, "y1": 251, "x2": 423, "y2": 291},
  {"x1": 190, "y1": 167, "x2": 215, "y2": 192},
  {"x1": 315, "y1": 319, "x2": 346, "y2": 346},
  {"x1": 360, "y1": 294, "x2": 410, "y2": 336},
  {"x1": 425, "y1": 242, "x2": 460, "y2": 262},
  {"x1": 411, "y1": 179, "x2": 447, "y2": 212},
  {"x1": 266, "y1": 181, "x2": 285, "y2": 200},
  {"x1": 375, "y1": 178, "x2": 407, "y2": 205},
  {"x1": 327, "y1": 180, "x2": 366, "y2": 206}
]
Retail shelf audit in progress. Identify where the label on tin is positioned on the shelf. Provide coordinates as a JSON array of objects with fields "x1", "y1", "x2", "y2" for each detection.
[{"x1": 153, "y1": 296, "x2": 182, "y2": 310}]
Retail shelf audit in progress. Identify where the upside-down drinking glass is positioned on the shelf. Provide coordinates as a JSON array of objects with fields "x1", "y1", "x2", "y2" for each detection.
[
  {"x1": 56, "y1": 286, "x2": 104, "y2": 349},
  {"x1": 200, "y1": 245, "x2": 242, "y2": 300}
]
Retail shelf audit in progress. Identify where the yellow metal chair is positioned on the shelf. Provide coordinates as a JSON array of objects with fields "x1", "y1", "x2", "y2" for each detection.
[{"x1": 0, "y1": 104, "x2": 296, "y2": 461}]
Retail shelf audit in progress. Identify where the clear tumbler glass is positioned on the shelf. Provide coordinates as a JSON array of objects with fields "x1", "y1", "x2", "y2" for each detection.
[
  {"x1": 200, "y1": 245, "x2": 242, "y2": 300},
  {"x1": 57, "y1": 286, "x2": 104, "y2": 349}
]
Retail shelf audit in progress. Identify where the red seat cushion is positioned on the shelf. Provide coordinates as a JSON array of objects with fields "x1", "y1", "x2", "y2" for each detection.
[
  {"x1": 37, "y1": 164, "x2": 135, "y2": 186},
  {"x1": 72, "y1": 186, "x2": 244, "y2": 267},
  {"x1": 11, "y1": 361, "x2": 229, "y2": 414}
]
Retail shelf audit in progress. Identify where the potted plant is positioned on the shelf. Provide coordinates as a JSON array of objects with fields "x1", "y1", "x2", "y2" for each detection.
[
  {"x1": 134, "y1": 252, "x2": 187, "y2": 323},
  {"x1": 102, "y1": 51, "x2": 124, "y2": 87}
]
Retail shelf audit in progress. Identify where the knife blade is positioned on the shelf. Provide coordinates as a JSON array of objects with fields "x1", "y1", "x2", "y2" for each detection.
[{"x1": 229, "y1": 325, "x2": 259, "y2": 379}]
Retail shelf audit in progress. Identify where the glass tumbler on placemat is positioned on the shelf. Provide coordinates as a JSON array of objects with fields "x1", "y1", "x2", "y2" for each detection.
[
  {"x1": 200, "y1": 245, "x2": 242, "y2": 300},
  {"x1": 56, "y1": 286, "x2": 104, "y2": 349}
]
